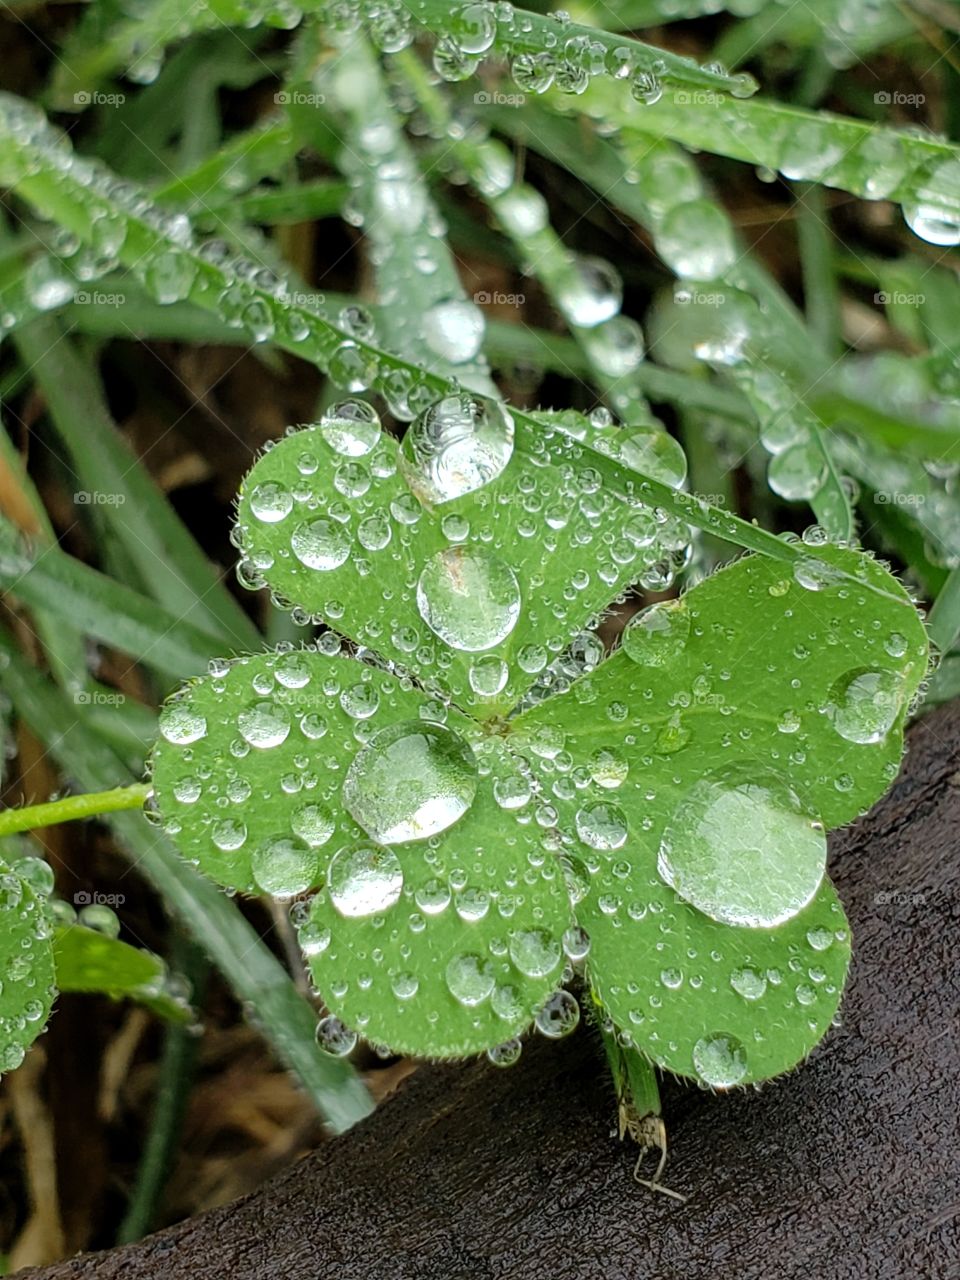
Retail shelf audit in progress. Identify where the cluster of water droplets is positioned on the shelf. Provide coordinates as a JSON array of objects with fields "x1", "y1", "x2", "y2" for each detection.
[{"x1": 0, "y1": 855, "x2": 57, "y2": 1076}]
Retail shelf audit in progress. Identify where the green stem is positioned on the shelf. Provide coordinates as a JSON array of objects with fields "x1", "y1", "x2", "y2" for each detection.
[{"x1": 0, "y1": 783, "x2": 151, "y2": 837}]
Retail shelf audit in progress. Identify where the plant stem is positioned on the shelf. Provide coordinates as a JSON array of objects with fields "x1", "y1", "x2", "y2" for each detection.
[{"x1": 0, "y1": 784, "x2": 151, "y2": 837}]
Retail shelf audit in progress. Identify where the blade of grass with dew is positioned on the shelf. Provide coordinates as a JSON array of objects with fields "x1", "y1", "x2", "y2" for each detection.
[
  {"x1": 0, "y1": 92, "x2": 919, "y2": 598},
  {"x1": 0, "y1": 627, "x2": 375, "y2": 1132},
  {"x1": 400, "y1": 0, "x2": 757, "y2": 97},
  {"x1": 493, "y1": 104, "x2": 855, "y2": 541},
  {"x1": 571, "y1": 80, "x2": 960, "y2": 245},
  {"x1": 303, "y1": 31, "x2": 497, "y2": 394},
  {"x1": 393, "y1": 47, "x2": 655, "y2": 428}
]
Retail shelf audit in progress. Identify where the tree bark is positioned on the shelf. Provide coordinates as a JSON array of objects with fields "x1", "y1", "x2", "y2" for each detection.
[{"x1": 21, "y1": 703, "x2": 960, "y2": 1280}]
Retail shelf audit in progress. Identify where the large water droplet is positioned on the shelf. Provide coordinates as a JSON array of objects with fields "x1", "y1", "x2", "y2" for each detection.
[
  {"x1": 658, "y1": 772, "x2": 826, "y2": 927},
  {"x1": 291, "y1": 519, "x2": 350, "y2": 570},
  {"x1": 251, "y1": 835, "x2": 318, "y2": 899},
  {"x1": 508, "y1": 928, "x2": 562, "y2": 978},
  {"x1": 401, "y1": 393, "x2": 514, "y2": 504},
  {"x1": 416, "y1": 546, "x2": 521, "y2": 651},
  {"x1": 445, "y1": 952, "x2": 495, "y2": 1005},
  {"x1": 158, "y1": 702, "x2": 207, "y2": 745},
  {"x1": 534, "y1": 989, "x2": 581, "y2": 1039},
  {"x1": 316, "y1": 1014, "x2": 358, "y2": 1056},
  {"x1": 422, "y1": 299, "x2": 486, "y2": 364},
  {"x1": 575, "y1": 802, "x2": 628, "y2": 851},
  {"x1": 622, "y1": 600, "x2": 690, "y2": 667},
  {"x1": 327, "y1": 843, "x2": 404, "y2": 917},
  {"x1": 824, "y1": 668, "x2": 902, "y2": 744},
  {"x1": 237, "y1": 699, "x2": 291, "y2": 749},
  {"x1": 342, "y1": 720, "x2": 478, "y2": 844},
  {"x1": 318, "y1": 399, "x2": 381, "y2": 456},
  {"x1": 557, "y1": 254, "x2": 623, "y2": 328},
  {"x1": 617, "y1": 426, "x2": 687, "y2": 488},
  {"x1": 692, "y1": 1031, "x2": 748, "y2": 1087}
]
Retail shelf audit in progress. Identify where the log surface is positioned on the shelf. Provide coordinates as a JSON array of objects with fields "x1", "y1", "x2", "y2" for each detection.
[{"x1": 22, "y1": 703, "x2": 960, "y2": 1280}]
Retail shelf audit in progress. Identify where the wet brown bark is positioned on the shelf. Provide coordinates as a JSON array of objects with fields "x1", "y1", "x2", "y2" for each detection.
[{"x1": 21, "y1": 702, "x2": 960, "y2": 1280}]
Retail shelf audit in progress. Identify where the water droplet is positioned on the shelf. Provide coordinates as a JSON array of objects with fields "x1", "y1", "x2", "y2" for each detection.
[
  {"x1": 417, "y1": 546, "x2": 521, "y2": 651},
  {"x1": 622, "y1": 600, "x2": 690, "y2": 667},
  {"x1": 487, "y1": 1037, "x2": 522, "y2": 1066},
  {"x1": 291, "y1": 803, "x2": 335, "y2": 847},
  {"x1": 327, "y1": 843, "x2": 404, "y2": 917},
  {"x1": 401, "y1": 394, "x2": 514, "y2": 504},
  {"x1": 252, "y1": 835, "x2": 317, "y2": 899},
  {"x1": 316, "y1": 1014, "x2": 357, "y2": 1056},
  {"x1": 730, "y1": 966, "x2": 767, "y2": 1000},
  {"x1": 159, "y1": 702, "x2": 207, "y2": 745},
  {"x1": 422, "y1": 298, "x2": 486, "y2": 364},
  {"x1": 562, "y1": 924, "x2": 591, "y2": 962},
  {"x1": 557, "y1": 254, "x2": 622, "y2": 328},
  {"x1": 249, "y1": 481, "x2": 293, "y2": 523},
  {"x1": 446, "y1": 952, "x2": 495, "y2": 1005},
  {"x1": 509, "y1": 928, "x2": 562, "y2": 978},
  {"x1": 291, "y1": 519, "x2": 350, "y2": 570},
  {"x1": 617, "y1": 426, "x2": 687, "y2": 488},
  {"x1": 342, "y1": 720, "x2": 478, "y2": 843},
  {"x1": 824, "y1": 668, "x2": 902, "y2": 744},
  {"x1": 575, "y1": 802, "x2": 628, "y2": 850},
  {"x1": 318, "y1": 399, "x2": 381, "y2": 456},
  {"x1": 534, "y1": 989, "x2": 581, "y2": 1038},
  {"x1": 468, "y1": 655, "x2": 508, "y2": 696},
  {"x1": 692, "y1": 1032, "x2": 748, "y2": 1087},
  {"x1": 237, "y1": 699, "x2": 291, "y2": 749},
  {"x1": 659, "y1": 773, "x2": 826, "y2": 928}
]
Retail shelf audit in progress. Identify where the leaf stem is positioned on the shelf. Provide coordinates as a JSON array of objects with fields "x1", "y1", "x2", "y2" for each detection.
[{"x1": 0, "y1": 784, "x2": 151, "y2": 837}]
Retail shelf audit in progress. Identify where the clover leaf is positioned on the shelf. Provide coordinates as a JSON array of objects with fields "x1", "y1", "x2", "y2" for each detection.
[
  {"x1": 151, "y1": 412, "x2": 928, "y2": 1084},
  {"x1": 0, "y1": 858, "x2": 56, "y2": 1077}
]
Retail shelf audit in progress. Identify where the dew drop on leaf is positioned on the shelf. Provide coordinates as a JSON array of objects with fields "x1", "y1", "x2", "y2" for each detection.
[
  {"x1": 692, "y1": 1031, "x2": 748, "y2": 1087},
  {"x1": 342, "y1": 720, "x2": 478, "y2": 844},
  {"x1": 158, "y1": 702, "x2": 207, "y2": 745},
  {"x1": 657, "y1": 773, "x2": 827, "y2": 927},
  {"x1": 534, "y1": 989, "x2": 581, "y2": 1039},
  {"x1": 327, "y1": 843, "x2": 404, "y2": 918},
  {"x1": 487, "y1": 1037, "x2": 523, "y2": 1067},
  {"x1": 416, "y1": 546, "x2": 521, "y2": 651},
  {"x1": 823, "y1": 668, "x2": 903, "y2": 744},
  {"x1": 251, "y1": 835, "x2": 317, "y2": 900},
  {"x1": 237, "y1": 699, "x2": 291, "y2": 749},
  {"x1": 318, "y1": 399, "x2": 381, "y2": 457},
  {"x1": 508, "y1": 928, "x2": 562, "y2": 979},
  {"x1": 622, "y1": 600, "x2": 690, "y2": 667},
  {"x1": 316, "y1": 1014, "x2": 358, "y2": 1056},
  {"x1": 446, "y1": 952, "x2": 496, "y2": 1006},
  {"x1": 291, "y1": 518, "x2": 351, "y2": 571},
  {"x1": 401, "y1": 393, "x2": 514, "y2": 504},
  {"x1": 575, "y1": 801, "x2": 629, "y2": 851}
]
